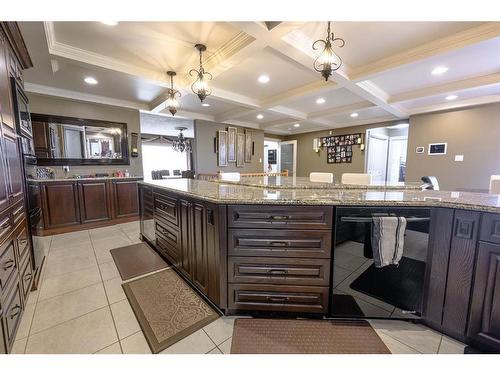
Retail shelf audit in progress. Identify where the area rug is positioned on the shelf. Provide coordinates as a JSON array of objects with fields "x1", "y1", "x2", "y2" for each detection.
[
  {"x1": 122, "y1": 268, "x2": 219, "y2": 353},
  {"x1": 110, "y1": 242, "x2": 168, "y2": 281},
  {"x1": 230, "y1": 318, "x2": 391, "y2": 354}
]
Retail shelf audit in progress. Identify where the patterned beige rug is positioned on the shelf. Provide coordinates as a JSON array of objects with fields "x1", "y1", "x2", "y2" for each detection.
[
  {"x1": 122, "y1": 268, "x2": 219, "y2": 353},
  {"x1": 230, "y1": 318, "x2": 391, "y2": 354}
]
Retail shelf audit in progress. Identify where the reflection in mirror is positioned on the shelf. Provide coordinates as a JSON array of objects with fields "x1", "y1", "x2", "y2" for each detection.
[{"x1": 32, "y1": 113, "x2": 129, "y2": 166}]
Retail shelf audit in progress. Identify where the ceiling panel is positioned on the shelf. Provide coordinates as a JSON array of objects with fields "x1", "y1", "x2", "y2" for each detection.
[
  {"x1": 213, "y1": 47, "x2": 319, "y2": 100},
  {"x1": 289, "y1": 22, "x2": 483, "y2": 68},
  {"x1": 399, "y1": 84, "x2": 500, "y2": 110},
  {"x1": 321, "y1": 107, "x2": 395, "y2": 126},
  {"x1": 233, "y1": 108, "x2": 287, "y2": 124},
  {"x1": 369, "y1": 37, "x2": 500, "y2": 95},
  {"x1": 177, "y1": 93, "x2": 240, "y2": 115},
  {"x1": 52, "y1": 21, "x2": 242, "y2": 72},
  {"x1": 281, "y1": 87, "x2": 365, "y2": 113}
]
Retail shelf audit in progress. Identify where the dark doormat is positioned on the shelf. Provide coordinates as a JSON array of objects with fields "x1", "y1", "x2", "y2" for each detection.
[
  {"x1": 122, "y1": 268, "x2": 219, "y2": 353},
  {"x1": 110, "y1": 242, "x2": 168, "y2": 281},
  {"x1": 230, "y1": 318, "x2": 390, "y2": 354},
  {"x1": 350, "y1": 256, "x2": 425, "y2": 313},
  {"x1": 331, "y1": 294, "x2": 365, "y2": 317}
]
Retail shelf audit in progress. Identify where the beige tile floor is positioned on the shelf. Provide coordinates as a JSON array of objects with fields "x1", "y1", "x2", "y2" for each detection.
[{"x1": 11, "y1": 221, "x2": 466, "y2": 354}]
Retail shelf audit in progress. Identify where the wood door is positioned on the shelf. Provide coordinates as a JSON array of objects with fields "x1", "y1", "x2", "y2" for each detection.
[
  {"x1": 191, "y1": 202, "x2": 209, "y2": 295},
  {"x1": 467, "y1": 242, "x2": 500, "y2": 352},
  {"x1": 0, "y1": 137, "x2": 9, "y2": 212},
  {"x1": 111, "y1": 180, "x2": 139, "y2": 219},
  {"x1": 0, "y1": 33, "x2": 14, "y2": 132},
  {"x1": 32, "y1": 120, "x2": 50, "y2": 158},
  {"x1": 41, "y1": 182, "x2": 80, "y2": 228},
  {"x1": 78, "y1": 181, "x2": 111, "y2": 223},
  {"x1": 441, "y1": 210, "x2": 480, "y2": 340},
  {"x1": 179, "y1": 199, "x2": 192, "y2": 279},
  {"x1": 3, "y1": 130, "x2": 23, "y2": 203}
]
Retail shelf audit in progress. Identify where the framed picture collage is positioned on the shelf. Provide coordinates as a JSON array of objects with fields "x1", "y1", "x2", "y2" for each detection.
[{"x1": 321, "y1": 133, "x2": 361, "y2": 164}]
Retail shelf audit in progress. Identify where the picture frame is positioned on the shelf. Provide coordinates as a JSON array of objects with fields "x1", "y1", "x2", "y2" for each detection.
[
  {"x1": 428, "y1": 143, "x2": 447, "y2": 155},
  {"x1": 245, "y1": 129, "x2": 252, "y2": 162},
  {"x1": 217, "y1": 130, "x2": 228, "y2": 166},
  {"x1": 236, "y1": 132, "x2": 245, "y2": 167},
  {"x1": 227, "y1": 126, "x2": 237, "y2": 162}
]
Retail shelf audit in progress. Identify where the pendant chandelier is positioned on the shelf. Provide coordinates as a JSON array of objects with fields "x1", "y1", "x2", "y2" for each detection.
[
  {"x1": 189, "y1": 44, "x2": 212, "y2": 102},
  {"x1": 172, "y1": 127, "x2": 191, "y2": 153},
  {"x1": 166, "y1": 71, "x2": 181, "y2": 116},
  {"x1": 312, "y1": 21, "x2": 345, "y2": 81}
]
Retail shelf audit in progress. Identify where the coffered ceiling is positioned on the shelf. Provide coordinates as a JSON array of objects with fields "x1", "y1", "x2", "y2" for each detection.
[{"x1": 19, "y1": 21, "x2": 500, "y2": 135}]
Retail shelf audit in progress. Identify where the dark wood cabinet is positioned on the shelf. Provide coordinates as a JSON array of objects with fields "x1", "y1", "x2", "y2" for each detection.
[
  {"x1": 467, "y1": 241, "x2": 500, "y2": 351},
  {"x1": 112, "y1": 180, "x2": 139, "y2": 219},
  {"x1": 0, "y1": 140, "x2": 9, "y2": 213},
  {"x1": 139, "y1": 184, "x2": 155, "y2": 244},
  {"x1": 41, "y1": 182, "x2": 80, "y2": 228},
  {"x1": 0, "y1": 33, "x2": 14, "y2": 132},
  {"x1": 32, "y1": 120, "x2": 51, "y2": 158},
  {"x1": 3, "y1": 130, "x2": 23, "y2": 203},
  {"x1": 78, "y1": 181, "x2": 111, "y2": 223}
]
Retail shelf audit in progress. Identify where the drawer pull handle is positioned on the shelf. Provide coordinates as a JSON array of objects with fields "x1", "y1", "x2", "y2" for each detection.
[
  {"x1": 269, "y1": 215, "x2": 290, "y2": 221},
  {"x1": 269, "y1": 241, "x2": 289, "y2": 247},
  {"x1": 161, "y1": 230, "x2": 176, "y2": 241},
  {"x1": 9, "y1": 305, "x2": 21, "y2": 319},
  {"x1": 267, "y1": 269, "x2": 288, "y2": 275},
  {"x1": 267, "y1": 296, "x2": 289, "y2": 303},
  {"x1": 3, "y1": 259, "x2": 14, "y2": 270}
]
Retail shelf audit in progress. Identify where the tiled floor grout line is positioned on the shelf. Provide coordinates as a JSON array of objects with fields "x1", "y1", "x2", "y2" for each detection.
[
  {"x1": 217, "y1": 336, "x2": 232, "y2": 354},
  {"x1": 89, "y1": 231, "x2": 125, "y2": 354},
  {"x1": 202, "y1": 327, "x2": 219, "y2": 352},
  {"x1": 436, "y1": 336, "x2": 443, "y2": 354},
  {"x1": 37, "y1": 278, "x2": 103, "y2": 303},
  {"x1": 376, "y1": 327, "x2": 435, "y2": 354}
]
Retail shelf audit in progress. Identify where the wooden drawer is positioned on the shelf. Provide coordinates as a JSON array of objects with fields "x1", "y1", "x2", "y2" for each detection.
[
  {"x1": 154, "y1": 193, "x2": 179, "y2": 227},
  {"x1": 480, "y1": 213, "x2": 500, "y2": 244},
  {"x1": 15, "y1": 220, "x2": 30, "y2": 265},
  {"x1": 20, "y1": 255, "x2": 33, "y2": 302},
  {"x1": 228, "y1": 205, "x2": 333, "y2": 230},
  {"x1": 0, "y1": 238, "x2": 17, "y2": 296},
  {"x1": 155, "y1": 220, "x2": 180, "y2": 264},
  {"x1": 228, "y1": 229, "x2": 331, "y2": 258},
  {"x1": 1, "y1": 280, "x2": 23, "y2": 352},
  {"x1": 0, "y1": 213, "x2": 12, "y2": 245},
  {"x1": 228, "y1": 284, "x2": 329, "y2": 314},
  {"x1": 228, "y1": 257, "x2": 330, "y2": 286},
  {"x1": 11, "y1": 202, "x2": 25, "y2": 227}
]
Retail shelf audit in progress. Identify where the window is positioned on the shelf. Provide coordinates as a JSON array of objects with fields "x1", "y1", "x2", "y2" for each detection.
[{"x1": 142, "y1": 142, "x2": 189, "y2": 180}]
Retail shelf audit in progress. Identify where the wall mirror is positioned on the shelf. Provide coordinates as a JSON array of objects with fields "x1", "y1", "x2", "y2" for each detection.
[{"x1": 31, "y1": 113, "x2": 129, "y2": 166}]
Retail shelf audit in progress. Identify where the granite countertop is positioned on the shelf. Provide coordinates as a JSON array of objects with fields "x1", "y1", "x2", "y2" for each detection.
[
  {"x1": 28, "y1": 176, "x2": 143, "y2": 182},
  {"x1": 140, "y1": 178, "x2": 500, "y2": 214},
  {"x1": 214, "y1": 176, "x2": 424, "y2": 190}
]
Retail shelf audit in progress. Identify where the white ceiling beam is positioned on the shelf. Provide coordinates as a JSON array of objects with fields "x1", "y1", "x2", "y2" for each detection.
[
  {"x1": 350, "y1": 22, "x2": 500, "y2": 81},
  {"x1": 389, "y1": 73, "x2": 500, "y2": 103},
  {"x1": 24, "y1": 82, "x2": 149, "y2": 110},
  {"x1": 159, "y1": 109, "x2": 214, "y2": 122},
  {"x1": 406, "y1": 94, "x2": 500, "y2": 116}
]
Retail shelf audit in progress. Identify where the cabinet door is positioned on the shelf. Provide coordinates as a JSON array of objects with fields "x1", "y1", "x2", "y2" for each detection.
[
  {"x1": 3, "y1": 130, "x2": 23, "y2": 203},
  {"x1": 41, "y1": 182, "x2": 80, "y2": 228},
  {"x1": 467, "y1": 242, "x2": 500, "y2": 351},
  {"x1": 0, "y1": 34, "x2": 14, "y2": 132},
  {"x1": 139, "y1": 185, "x2": 155, "y2": 243},
  {"x1": 78, "y1": 181, "x2": 111, "y2": 223},
  {"x1": 32, "y1": 120, "x2": 50, "y2": 158},
  {"x1": 112, "y1": 180, "x2": 139, "y2": 219},
  {"x1": 179, "y1": 199, "x2": 192, "y2": 279},
  {"x1": 0, "y1": 138, "x2": 9, "y2": 212},
  {"x1": 191, "y1": 202, "x2": 209, "y2": 295}
]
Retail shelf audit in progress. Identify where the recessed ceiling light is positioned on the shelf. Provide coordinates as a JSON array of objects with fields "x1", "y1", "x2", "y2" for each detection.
[
  {"x1": 287, "y1": 127, "x2": 292, "y2": 130},
  {"x1": 258, "y1": 75, "x2": 270, "y2": 84},
  {"x1": 101, "y1": 21, "x2": 118, "y2": 26},
  {"x1": 445, "y1": 94, "x2": 458, "y2": 101},
  {"x1": 201, "y1": 103, "x2": 210, "y2": 107},
  {"x1": 293, "y1": 123, "x2": 300, "y2": 128},
  {"x1": 84, "y1": 76, "x2": 98, "y2": 85},
  {"x1": 350, "y1": 112, "x2": 358, "y2": 118},
  {"x1": 316, "y1": 97, "x2": 326, "y2": 104},
  {"x1": 256, "y1": 114, "x2": 264, "y2": 120},
  {"x1": 431, "y1": 66, "x2": 448, "y2": 75}
]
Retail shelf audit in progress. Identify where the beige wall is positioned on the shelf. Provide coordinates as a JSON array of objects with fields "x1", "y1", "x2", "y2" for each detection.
[
  {"x1": 27, "y1": 94, "x2": 142, "y2": 178},
  {"x1": 194, "y1": 120, "x2": 264, "y2": 174},
  {"x1": 284, "y1": 121, "x2": 398, "y2": 180},
  {"x1": 406, "y1": 103, "x2": 500, "y2": 191}
]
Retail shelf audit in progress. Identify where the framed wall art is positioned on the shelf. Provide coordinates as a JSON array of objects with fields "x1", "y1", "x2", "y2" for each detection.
[
  {"x1": 227, "y1": 126, "x2": 237, "y2": 162},
  {"x1": 321, "y1": 133, "x2": 361, "y2": 164},
  {"x1": 245, "y1": 129, "x2": 253, "y2": 162},
  {"x1": 217, "y1": 130, "x2": 228, "y2": 166},
  {"x1": 236, "y1": 132, "x2": 245, "y2": 167}
]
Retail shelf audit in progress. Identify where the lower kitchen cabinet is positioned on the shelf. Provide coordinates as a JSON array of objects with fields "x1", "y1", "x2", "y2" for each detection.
[
  {"x1": 467, "y1": 241, "x2": 500, "y2": 351},
  {"x1": 78, "y1": 181, "x2": 112, "y2": 223},
  {"x1": 139, "y1": 184, "x2": 155, "y2": 244},
  {"x1": 111, "y1": 180, "x2": 139, "y2": 219},
  {"x1": 41, "y1": 181, "x2": 80, "y2": 228}
]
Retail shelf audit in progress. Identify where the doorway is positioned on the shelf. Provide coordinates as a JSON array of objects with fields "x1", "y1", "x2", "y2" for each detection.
[
  {"x1": 263, "y1": 138, "x2": 297, "y2": 176},
  {"x1": 365, "y1": 123, "x2": 409, "y2": 184},
  {"x1": 280, "y1": 140, "x2": 297, "y2": 177}
]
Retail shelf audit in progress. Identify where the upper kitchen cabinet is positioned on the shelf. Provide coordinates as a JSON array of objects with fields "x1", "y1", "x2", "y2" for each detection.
[
  {"x1": 3, "y1": 130, "x2": 24, "y2": 204},
  {"x1": 0, "y1": 32, "x2": 14, "y2": 132}
]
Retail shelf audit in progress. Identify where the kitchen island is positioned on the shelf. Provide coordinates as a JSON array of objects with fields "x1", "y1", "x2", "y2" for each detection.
[{"x1": 139, "y1": 178, "x2": 500, "y2": 352}]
